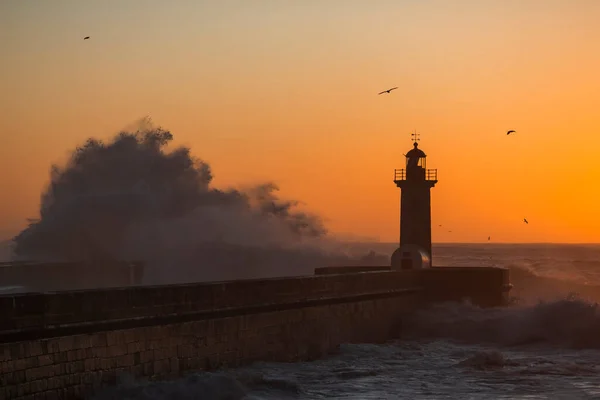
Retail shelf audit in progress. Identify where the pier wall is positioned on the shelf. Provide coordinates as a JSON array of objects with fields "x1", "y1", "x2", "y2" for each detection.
[
  {"x1": 0, "y1": 267, "x2": 509, "y2": 400},
  {"x1": 0, "y1": 262, "x2": 144, "y2": 293}
]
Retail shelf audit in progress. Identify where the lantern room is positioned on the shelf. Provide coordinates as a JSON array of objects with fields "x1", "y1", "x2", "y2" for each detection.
[{"x1": 405, "y1": 142, "x2": 427, "y2": 170}]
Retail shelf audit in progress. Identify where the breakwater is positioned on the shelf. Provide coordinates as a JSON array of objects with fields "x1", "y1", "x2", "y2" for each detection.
[
  {"x1": 0, "y1": 266, "x2": 509, "y2": 400},
  {"x1": 0, "y1": 261, "x2": 144, "y2": 293}
]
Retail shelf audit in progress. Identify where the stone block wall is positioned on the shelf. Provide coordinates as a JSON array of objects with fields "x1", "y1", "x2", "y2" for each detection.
[
  {"x1": 0, "y1": 270, "x2": 422, "y2": 399},
  {"x1": 0, "y1": 270, "x2": 421, "y2": 338},
  {"x1": 0, "y1": 262, "x2": 144, "y2": 293}
]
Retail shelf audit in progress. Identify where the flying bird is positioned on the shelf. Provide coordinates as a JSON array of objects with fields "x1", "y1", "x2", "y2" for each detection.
[
  {"x1": 523, "y1": 218, "x2": 528, "y2": 224},
  {"x1": 507, "y1": 130, "x2": 516, "y2": 135},
  {"x1": 488, "y1": 236, "x2": 491, "y2": 241},
  {"x1": 378, "y1": 87, "x2": 398, "y2": 95},
  {"x1": 83, "y1": 36, "x2": 90, "y2": 40}
]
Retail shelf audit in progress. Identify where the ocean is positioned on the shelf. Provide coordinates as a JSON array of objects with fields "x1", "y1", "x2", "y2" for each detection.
[{"x1": 92, "y1": 243, "x2": 600, "y2": 400}]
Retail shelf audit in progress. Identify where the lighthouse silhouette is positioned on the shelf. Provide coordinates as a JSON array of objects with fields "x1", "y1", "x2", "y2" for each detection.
[{"x1": 391, "y1": 133, "x2": 437, "y2": 270}]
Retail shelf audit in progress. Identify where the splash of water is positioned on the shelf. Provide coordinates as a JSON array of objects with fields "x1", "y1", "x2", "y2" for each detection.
[
  {"x1": 11, "y1": 118, "x2": 386, "y2": 284},
  {"x1": 401, "y1": 296, "x2": 600, "y2": 349}
]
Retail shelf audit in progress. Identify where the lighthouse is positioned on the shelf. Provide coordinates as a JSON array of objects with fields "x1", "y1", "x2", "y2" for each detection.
[{"x1": 391, "y1": 133, "x2": 437, "y2": 269}]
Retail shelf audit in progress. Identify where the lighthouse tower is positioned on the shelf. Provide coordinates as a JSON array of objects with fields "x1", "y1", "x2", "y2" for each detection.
[{"x1": 391, "y1": 133, "x2": 438, "y2": 269}]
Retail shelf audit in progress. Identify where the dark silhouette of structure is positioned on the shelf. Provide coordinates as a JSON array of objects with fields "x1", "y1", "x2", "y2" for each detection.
[
  {"x1": 0, "y1": 261, "x2": 144, "y2": 292},
  {"x1": 391, "y1": 133, "x2": 438, "y2": 269}
]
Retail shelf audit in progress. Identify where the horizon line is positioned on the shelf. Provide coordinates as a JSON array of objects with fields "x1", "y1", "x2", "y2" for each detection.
[{"x1": 350, "y1": 241, "x2": 600, "y2": 245}]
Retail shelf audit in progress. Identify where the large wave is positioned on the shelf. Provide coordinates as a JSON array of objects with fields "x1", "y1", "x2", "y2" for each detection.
[
  {"x1": 401, "y1": 295, "x2": 600, "y2": 350},
  {"x1": 506, "y1": 264, "x2": 600, "y2": 303},
  {"x1": 398, "y1": 263, "x2": 600, "y2": 350},
  {"x1": 11, "y1": 118, "x2": 387, "y2": 284}
]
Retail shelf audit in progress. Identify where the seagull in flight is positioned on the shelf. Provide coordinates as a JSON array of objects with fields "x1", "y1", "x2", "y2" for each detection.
[
  {"x1": 378, "y1": 87, "x2": 398, "y2": 95},
  {"x1": 523, "y1": 218, "x2": 528, "y2": 224},
  {"x1": 507, "y1": 130, "x2": 516, "y2": 135},
  {"x1": 84, "y1": 36, "x2": 90, "y2": 40}
]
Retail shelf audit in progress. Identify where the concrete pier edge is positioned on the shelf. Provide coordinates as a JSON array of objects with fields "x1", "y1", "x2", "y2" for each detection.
[{"x1": 0, "y1": 266, "x2": 510, "y2": 400}]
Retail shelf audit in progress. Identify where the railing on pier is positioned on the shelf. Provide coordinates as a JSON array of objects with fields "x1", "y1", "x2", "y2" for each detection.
[{"x1": 394, "y1": 169, "x2": 438, "y2": 181}]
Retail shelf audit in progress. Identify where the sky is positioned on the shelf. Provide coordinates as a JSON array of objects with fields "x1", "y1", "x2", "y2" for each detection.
[{"x1": 1, "y1": 0, "x2": 600, "y2": 243}]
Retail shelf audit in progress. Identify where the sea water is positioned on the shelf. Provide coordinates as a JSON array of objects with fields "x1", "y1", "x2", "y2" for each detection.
[{"x1": 91, "y1": 243, "x2": 600, "y2": 399}]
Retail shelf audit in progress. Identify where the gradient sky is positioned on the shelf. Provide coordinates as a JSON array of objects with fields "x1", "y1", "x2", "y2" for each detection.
[{"x1": 1, "y1": 0, "x2": 600, "y2": 243}]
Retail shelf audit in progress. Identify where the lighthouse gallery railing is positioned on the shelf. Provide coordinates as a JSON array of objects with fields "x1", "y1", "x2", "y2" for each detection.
[{"x1": 394, "y1": 169, "x2": 437, "y2": 181}]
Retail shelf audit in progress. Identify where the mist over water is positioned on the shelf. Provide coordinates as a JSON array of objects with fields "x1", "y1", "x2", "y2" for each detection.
[{"x1": 9, "y1": 118, "x2": 385, "y2": 284}]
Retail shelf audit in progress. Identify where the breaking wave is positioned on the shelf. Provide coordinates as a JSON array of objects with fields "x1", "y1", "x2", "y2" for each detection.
[
  {"x1": 401, "y1": 295, "x2": 600, "y2": 350},
  {"x1": 9, "y1": 118, "x2": 386, "y2": 284}
]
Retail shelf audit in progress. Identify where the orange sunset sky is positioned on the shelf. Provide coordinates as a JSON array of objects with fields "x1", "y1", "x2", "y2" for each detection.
[{"x1": 1, "y1": 0, "x2": 599, "y2": 244}]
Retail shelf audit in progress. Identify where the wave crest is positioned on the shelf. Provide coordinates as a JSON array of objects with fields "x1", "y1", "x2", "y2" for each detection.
[
  {"x1": 10, "y1": 119, "x2": 386, "y2": 284},
  {"x1": 401, "y1": 296, "x2": 600, "y2": 349}
]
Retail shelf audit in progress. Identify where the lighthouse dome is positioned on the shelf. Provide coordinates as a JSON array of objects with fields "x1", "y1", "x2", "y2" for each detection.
[{"x1": 405, "y1": 142, "x2": 426, "y2": 158}]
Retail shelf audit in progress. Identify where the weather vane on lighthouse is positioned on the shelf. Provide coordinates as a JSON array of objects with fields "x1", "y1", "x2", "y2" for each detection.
[{"x1": 411, "y1": 131, "x2": 420, "y2": 145}]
